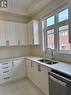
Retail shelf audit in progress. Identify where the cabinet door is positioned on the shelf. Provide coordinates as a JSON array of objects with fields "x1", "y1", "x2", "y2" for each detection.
[
  {"x1": 0, "y1": 21, "x2": 6, "y2": 46},
  {"x1": 12, "y1": 58, "x2": 26, "y2": 80},
  {"x1": 9, "y1": 22, "x2": 17, "y2": 46},
  {"x1": 27, "y1": 20, "x2": 39, "y2": 45},
  {"x1": 15, "y1": 23, "x2": 20, "y2": 45},
  {"x1": 33, "y1": 20, "x2": 39, "y2": 45},
  {"x1": 27, "y1": 21, "x2": 33, "y2": 45},
  {"x1": 27, "y1": 61, "x2": 49, "y2": 95},
  {"x1": 5, "y1": 21, "x2": 10, "y2": 46},
  {"x1": 36, "y1": 65, "x2": 49, "y2": 95},
  {"x1": 26, "y1": 59, "x2": 33, "y2": 80},
  {"x1": 20, "y1": 23, "x2": 28, "y2": 45},
  {"x1": 15, "y1": 23, "x2": 28, "y2": 45}
]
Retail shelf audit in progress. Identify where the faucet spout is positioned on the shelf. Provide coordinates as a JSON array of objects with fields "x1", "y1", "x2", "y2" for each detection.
[{"x1": 47, "y1": 48, "x2": 55, "y2": 60}]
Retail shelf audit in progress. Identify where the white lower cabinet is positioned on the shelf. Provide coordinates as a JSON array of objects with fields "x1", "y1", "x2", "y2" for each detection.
[
  {"x1": 12, "y1": 58, "x2": 26, "y2": 80},
  {"x1": 36, "y1": 64, "x2": 49, "y2": 95},
  {"x1": 26, "y1": 59, "x2": 49, "y2": 95},
  {"x1": 0, "y1": 61, "x2": 12, "y2": 84},
  {"x1": 0, "y1": 58, "x2": 26, "y2": 84},
  {"x1": 26, "y1": 59, "x2": 33, "y2": 80}
]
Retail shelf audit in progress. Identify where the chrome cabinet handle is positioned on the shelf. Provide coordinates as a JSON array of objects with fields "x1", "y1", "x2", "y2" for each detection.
[
  {"x1": 3, "y1": 77, "x2": 10, "y2": 80},
  {"x1": 49, "y1": 71, "x2": 71, "y2": 82},
  {"x1": 2, "y1": 63, "x2": 8, "y2": 65},
  {"x1": 2, "y1": 67, "x2": 9, "y2": 69},
  {"x1": 3, "y1": 70, "x2": 9, "y2": 73},
  {"x1": 49, "y1": 75, "x2": 66, "y2": 86}
]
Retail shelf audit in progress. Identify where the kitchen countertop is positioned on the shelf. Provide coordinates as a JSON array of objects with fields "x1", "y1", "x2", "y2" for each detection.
[{"x1": 26, "y1": 56, "x2": 71, "y2": 77}]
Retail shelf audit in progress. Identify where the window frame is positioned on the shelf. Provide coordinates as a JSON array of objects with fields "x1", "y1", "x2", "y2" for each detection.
[{"x1": 42, "y1": 5, "x2": 70, "y2": 53}]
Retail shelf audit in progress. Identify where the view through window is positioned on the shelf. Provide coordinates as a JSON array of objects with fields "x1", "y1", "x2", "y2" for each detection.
[
  {"x1": 59, "y1": 25, "x2": 71, "y2": 50},
  {"x1": 47, "y1": 29, "x2": 54, "y2": 49}
]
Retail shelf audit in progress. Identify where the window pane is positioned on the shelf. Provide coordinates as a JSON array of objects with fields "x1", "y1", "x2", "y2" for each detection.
[
  {"x1": 58, "y1": 8, "x2": 68, "y2": 22},
  {"x1": 47, "y1": 29, "x2": 54, "y2": 49},
  {"x1": 47, "y1": 16, "x2": 54, "y2": 27},
  {"x1": 59, "y1": 25, "x2": 71, "y2": 50}
]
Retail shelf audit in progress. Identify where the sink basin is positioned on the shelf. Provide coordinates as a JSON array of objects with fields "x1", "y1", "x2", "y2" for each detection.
[{"x1": 38, "y1": 59, "x2": 58, "y2": 65}]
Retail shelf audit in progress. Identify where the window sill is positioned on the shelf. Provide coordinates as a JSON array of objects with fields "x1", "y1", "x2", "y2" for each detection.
[{"x1": 53, "y1": 50, "x2": 71, "y2": 55}]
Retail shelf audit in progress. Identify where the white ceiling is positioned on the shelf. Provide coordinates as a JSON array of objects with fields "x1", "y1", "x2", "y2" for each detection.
[
  {"x1": 9, "y1": 0, "x2": 35, "y2": 10},
  {"x1": 0, "y1": 0, "x2": 52, "y2": 16}
]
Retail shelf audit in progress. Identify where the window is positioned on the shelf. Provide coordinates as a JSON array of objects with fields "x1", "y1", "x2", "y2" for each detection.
[
  {"x1": 47, "y1": 16, "x2": 55, "y2": 26},
  {"x1": 47, "y1": 29, "x2": 54, "y2": 49},
  {"x1": 59, "y1": 25, "x2": 71, "y2": 50},
  {"x1": 42, "y1": 7, "x2": 71, "y2": 51},
  {"x1": 58, "y1": 9, "x2": 68, "y2": 22}
]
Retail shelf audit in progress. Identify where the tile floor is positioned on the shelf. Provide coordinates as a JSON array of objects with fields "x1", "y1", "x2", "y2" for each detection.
[{"x1": 0, "y1": 78, "x2": 46, "y2": 95}]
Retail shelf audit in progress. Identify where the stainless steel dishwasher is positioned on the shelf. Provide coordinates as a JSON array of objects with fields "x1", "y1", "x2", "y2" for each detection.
[{"x1": 48, "y1": 69, "x2": 71, "y2": 95}]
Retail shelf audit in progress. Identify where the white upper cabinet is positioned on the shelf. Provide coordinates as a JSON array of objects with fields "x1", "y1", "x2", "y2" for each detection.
[
  {"x1": 5, "y1": 21, "x2": 10, "y2": 46},
  {"x1": 15, "y1": 23, "x2": 28, "y2": 45},
  {"x1": 0, "y1": 20, "x2": 28, "y2": 46},
  {"x1": 33, "y1": 20, "x2": 39, "y2": 45},
  {"x1": 27, "y1": 20, "x2": 39, "y2": 45},
  {"x1": 0, "y1": 20, "x2": 39, "y2": 46},
  {"x1": 9, "y1": 22, "x2": 28, "y2": 46},
  {"x1": 9, "y1": 22, "x2": 17, "y2": 46},
  {"x1": 0, "y1": 21, "x2": 6, "y2": 46},
  {"x1": 20, "y1": 23, "x2": 28, "y2": 45},
  {"x1": 27, "y1": 21, "x2": 33, "y2": 45},
  {"x1": 15, "y1": 23, "x2": 20, "y2": 45}
]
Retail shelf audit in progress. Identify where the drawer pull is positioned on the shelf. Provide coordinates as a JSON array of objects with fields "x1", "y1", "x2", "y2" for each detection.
[
  {"x1": 3, "y1": 77, "x2": 10, "y2": 80},
  {"x1": 3, "y1": 71, "x2": 9, "y2": 73},
  {"x1": 2, "y1": 67, "x2": 9, "y2": 69},
  {"x1": 2, "y1": 63, "x2": 8, "y2": 65}
]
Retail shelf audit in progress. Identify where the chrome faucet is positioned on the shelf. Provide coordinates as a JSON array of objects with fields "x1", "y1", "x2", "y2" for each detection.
[{"x1": 47, "y1": 48, "x2": 55, "y2": 60}]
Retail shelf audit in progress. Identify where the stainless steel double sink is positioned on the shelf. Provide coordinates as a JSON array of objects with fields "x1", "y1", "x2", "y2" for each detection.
[{"x1": 38, "y1": 59, "x2": 58, "y2": 65}]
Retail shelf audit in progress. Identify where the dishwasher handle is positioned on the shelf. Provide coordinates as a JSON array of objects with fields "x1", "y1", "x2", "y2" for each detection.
[
  {"x1": 48, "y1": 70, "x2": 71, "y2": 83},
  {"x1": 49, "y1": 75, "x2": 66, "y2": 86}
]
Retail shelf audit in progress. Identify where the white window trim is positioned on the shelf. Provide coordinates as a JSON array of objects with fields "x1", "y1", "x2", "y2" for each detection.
[{"x1": 42, "y1": 5, "x2": 71, "y2": 54}]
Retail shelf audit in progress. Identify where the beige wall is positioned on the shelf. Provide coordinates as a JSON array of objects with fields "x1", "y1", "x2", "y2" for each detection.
[
  {"x1": 31, "y1": 0, "x2": 71, "y2": 63},
  {"x1": 0, "y1": 46, "x2": 31, "y2": 59}
]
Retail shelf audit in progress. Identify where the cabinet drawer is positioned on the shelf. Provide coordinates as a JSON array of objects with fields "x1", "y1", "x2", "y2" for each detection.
[
  {"x1": 2, "y1": 76, "x2": 11, "y2": 83},
  {"x1": 0, "y1": 61, "x2": 12, "y2": 69},
  {"x1": 0, "y1": 75, "x2": 11, "y2": 84},
  {"x1": 2, "y1": 76, "x2": 11, "y2": 80},
  {"x1": 0, "y1": 69, "x2": 12, "y2": 76}
]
